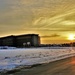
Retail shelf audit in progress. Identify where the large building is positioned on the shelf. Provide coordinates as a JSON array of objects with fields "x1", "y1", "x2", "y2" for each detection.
[{"x1": 0, "y1": 34, "x2": 40, "y2": 47}]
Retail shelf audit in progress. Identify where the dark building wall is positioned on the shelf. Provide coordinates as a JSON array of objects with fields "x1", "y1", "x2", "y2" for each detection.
[
  {"x1": 31, "y1": 35, "x2": 40, "y2": 46},
  {"x1": 0, "y1": 38, "x2": 2, "y2": 46},
  {"x1": 0, "y1": 34, "x2": 40, "y2": 47},
  {"x1": 1, "y1": 36, "x2": 16, "y2": 47},
  {"x1": 16, "y1": 36, "x2": 32, "y2": 47},
  {"x1": 16, "y1": 34, "x2": 40, "y2": 47}
]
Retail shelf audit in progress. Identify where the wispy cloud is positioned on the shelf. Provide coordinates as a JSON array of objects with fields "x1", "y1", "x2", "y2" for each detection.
[
  {"x1": 33, "y1": 8, "x2": 75, "y2": 32},
  {"x1": 0, "y1": 0, "x2": 75, "y2": 41}
]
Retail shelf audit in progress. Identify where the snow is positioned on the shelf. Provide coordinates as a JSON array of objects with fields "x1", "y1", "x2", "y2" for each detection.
[{"x1": 0, "y1": 47, "x2": 75, "y2": 72}]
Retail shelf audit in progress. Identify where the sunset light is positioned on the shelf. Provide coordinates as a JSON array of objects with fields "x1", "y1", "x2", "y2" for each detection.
[
  {"x1": 1, "y1": 1, "x2": 75, "y2": 74},
  {"x1": 0, "y1": 0, "x2": 75, "y2": 44},
  {"x1": 68, "y1": 34, "x2": 75, "y2": 40}
]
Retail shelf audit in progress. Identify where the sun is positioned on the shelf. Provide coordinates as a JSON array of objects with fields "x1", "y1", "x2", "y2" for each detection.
[{"x1": 68, "y1": 34, "x2": 75, "y2": 40}]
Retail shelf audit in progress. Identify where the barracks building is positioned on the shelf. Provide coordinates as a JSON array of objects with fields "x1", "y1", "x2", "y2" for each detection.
[{"x1": 0, "y1": 34, "x2": 40, "y2": 47}]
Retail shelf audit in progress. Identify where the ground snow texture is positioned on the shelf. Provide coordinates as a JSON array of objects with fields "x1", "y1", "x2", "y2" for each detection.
[{"x1": 0, "y1": 47, "x2": 75, "y2": 72}]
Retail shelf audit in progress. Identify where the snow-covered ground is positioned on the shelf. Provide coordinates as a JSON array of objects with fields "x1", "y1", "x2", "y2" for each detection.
[{"x1": 0, "y1": 47, "x2": 75, "y2": 72}]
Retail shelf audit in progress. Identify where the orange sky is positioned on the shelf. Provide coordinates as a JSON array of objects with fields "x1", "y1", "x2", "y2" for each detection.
[{"x1": 0, "y1": 0, "x2": 75, "y2": 44}]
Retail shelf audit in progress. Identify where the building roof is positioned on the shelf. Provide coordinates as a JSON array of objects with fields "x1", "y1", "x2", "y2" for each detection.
[
  {"x1": 17, "y1": 34, "x2": 38, "y2": 37},
  {"x1": 0, "y1": 34, "x2": 39, "y2": 39}
]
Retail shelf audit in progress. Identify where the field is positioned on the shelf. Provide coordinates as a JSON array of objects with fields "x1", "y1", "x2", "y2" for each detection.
[{"x1": 0, "y1": 47, "x2": 75, "y2": 72}]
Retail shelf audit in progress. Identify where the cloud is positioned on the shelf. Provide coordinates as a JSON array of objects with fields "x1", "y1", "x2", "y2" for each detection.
[
  {"x1": 61, "y1": 21, "x2": 75, "y2": 25},
  {"x1": 0, "y1": 0, "x2": 75, "y2": 37},
  {"x1": 33, "y1": 8, "x2": 75, "y2": 33},
  {"x1": 41, "y1": 34, "x2": 61, "y2": 38}
]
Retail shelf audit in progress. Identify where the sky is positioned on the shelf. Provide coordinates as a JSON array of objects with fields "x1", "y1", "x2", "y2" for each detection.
[{"x1": 0, "y1": 0, "x2": 75, "y2": 44}]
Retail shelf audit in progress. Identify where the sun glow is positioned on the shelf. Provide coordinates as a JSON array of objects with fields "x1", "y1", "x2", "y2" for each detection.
[{"x1": 68, "y1": 34, "x2": 75, "y2": 40}]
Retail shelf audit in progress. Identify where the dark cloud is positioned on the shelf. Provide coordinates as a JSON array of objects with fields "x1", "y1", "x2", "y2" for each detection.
[{"x1": 41, "y1": 34, "x2": 61, "y2": 38}]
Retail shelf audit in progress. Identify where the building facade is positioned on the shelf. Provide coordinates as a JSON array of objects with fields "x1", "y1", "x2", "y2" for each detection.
[{"x1": 0, "y1": 34, "x2": 40, "y2": 47}]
